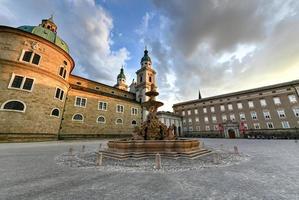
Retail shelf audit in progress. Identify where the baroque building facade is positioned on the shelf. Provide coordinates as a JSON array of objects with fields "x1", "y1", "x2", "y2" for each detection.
[
  {"x1": 173, "y1": 80, "x2": 299, "y2": 138},
  {"x1": 0, "y1": 17, "x2": 157, "y2": 141}
]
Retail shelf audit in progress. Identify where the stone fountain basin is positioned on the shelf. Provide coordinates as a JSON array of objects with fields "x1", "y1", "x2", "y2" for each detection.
[{"x1": 107, "y1": 139, "x2": 201, "y2": 153}]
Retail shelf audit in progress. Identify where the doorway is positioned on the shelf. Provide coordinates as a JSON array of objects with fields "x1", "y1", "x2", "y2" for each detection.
[{"x1": 228, "y1": 129, "x2": 236, "y2": 139}]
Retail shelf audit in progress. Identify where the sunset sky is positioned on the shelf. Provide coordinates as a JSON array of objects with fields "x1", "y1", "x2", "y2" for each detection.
[{"x1": 1, "y1": 0, "x2": 299, "y2": 110}]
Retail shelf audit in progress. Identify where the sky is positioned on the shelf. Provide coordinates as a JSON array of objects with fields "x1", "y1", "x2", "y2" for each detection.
[{"x1": 1, "y1": 0, "x2": 299, "y2": 111}]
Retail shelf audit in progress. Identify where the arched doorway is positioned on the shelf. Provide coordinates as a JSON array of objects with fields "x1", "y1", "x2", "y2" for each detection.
[{"x1": 228, "y1": 129, "x2": 236, "y2": 139}]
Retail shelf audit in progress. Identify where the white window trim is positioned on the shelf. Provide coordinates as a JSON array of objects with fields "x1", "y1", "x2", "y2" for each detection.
[
  {"x1": 239, "y1": 113, "x2": 246, "y2": 121},
  {"x1": 74, "y1": 96, "x2": 87, "y2": 108},
  {"x1": 19, "y1": 49, "x2": 42, "y2": 66},
  {"x1": 248, "y1": 101, "x2": 254, "y2": 108},
  {"x1": 50, "y1": 108, "x2": 60, "y2": 118},
  {"x1": 116, "y1": 104, "x2": 124, "y2": 113},
  {"x1": 115, "y1": 118, "x2": 123, "y2": 124},
  {"x1": 273, "y1": 97, "x2": 281, "y2": 105},
  {"x1": 54, "y1": 87, "x2": 64, "y2": 101},
  {"x1": 266, "y1": 122, "x2": 274, "y2": 129},
  {"x1": 0, "y1": 99, "x2": 26, "y2": 113},
  {"x1": 131, "y1": 107, "x2": 138, "y2": 115},
  {"x1": 260, "y1": 99, "x2": 267, "y2": 107},
  {"x1": 131, "y1": 119, "x2": 137, "y2": 126},
  {"x1": 98, "y1": 101, "x2": 108, "y2": 111},
  {"x1": 237, "y1": 103, "x2": 243, "y2": 109},
  {"x1": 288, "y1": 95, "x2": 297, "y2": 103},
  {"x1": 293, "y1": 107, "x2": 299, "y2": 117},
  {"x1": 263, "y1": 110, "x2": 271, "y2": 120},
  {"x1": 72, "y1": 113, "x2": 84, "y2": 122},
  {"x1": 58, "y1": 65, "x2": 67, "y2": 80},
  {"x1": 96, "y1": 115, "x2": 106, "y2": 124},
  {"x1": 8, "y1": 73, "x2": 35, "y2": 92},
  {"x1": 251, "y1": 111, "x2": 258, "y2": 120},
  {"x1": 281, "y1": 121, "x2": 290, "y2": 129}
]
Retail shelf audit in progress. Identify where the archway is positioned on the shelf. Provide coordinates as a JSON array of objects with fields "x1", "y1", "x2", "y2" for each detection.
[{"x1": 228, "y1": 129, "x2": 236, "y2": 139}]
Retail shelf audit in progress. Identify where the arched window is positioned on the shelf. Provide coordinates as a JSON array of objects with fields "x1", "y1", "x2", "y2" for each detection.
[
  {"x1": 1, "y1": 100, "x2": 26, "y2": 112},
  {"x1": 72, "y1": 113, "x2": 84, "y2": 121},
  {"x1": 116, "y1": 118, "x2": 123, "y2": 124},
  {"x1": 132, "y1": 120, "x2": 137, "y2": 126},
  {"x1": 97, "y1": 116, "x2": 106, "y2": 124},
  {"x1": 51, "y1": 108, "x2": 60, "y2": 117}
]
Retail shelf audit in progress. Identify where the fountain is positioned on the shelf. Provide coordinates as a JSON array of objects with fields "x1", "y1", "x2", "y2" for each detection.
[{"x1": 101, "y1": 84, "x2": 211, "y2": 160}]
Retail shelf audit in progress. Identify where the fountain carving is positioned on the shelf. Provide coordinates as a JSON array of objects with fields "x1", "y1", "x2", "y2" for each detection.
[
  {"x1": 132, "y1": 84, "x2": 176, "y2": 140},
  {"x1": 102, "y1": 84, "x2": 211, "y2": 160}
]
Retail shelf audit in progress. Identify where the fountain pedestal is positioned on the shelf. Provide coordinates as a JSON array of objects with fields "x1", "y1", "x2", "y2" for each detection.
[{"x1": 101, "y1": 84, "x2": 211, "y2": 160}]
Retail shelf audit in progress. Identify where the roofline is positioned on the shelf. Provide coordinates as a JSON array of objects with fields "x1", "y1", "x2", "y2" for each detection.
[
  {"x1": 0, "y1": 25, "x2": 75, "y2": 71},
  {"x1": 70, "y1": 74, "x2": 136, "y2": 96},
  {"x1": 173, "y1": 79, "x2": 299, "y2": 107},
  {"x1": 157, "y1": 111, "x2": 182, "y2": 118}
]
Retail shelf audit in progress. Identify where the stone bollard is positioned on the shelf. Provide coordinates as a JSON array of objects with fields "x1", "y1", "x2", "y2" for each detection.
[
  {"x1": 81, "y1": 145, "x2": 85, "y2": 153},
  {"x1": 202, "y1": 142, "x2": 205, "y2": 148},
  {"x1": 96, "y1": 152, "x2": 103, "y2": 166},
  {"x1": 68, "y1": 147, "x2": 73, "y2": 156},
  {"x1": 213, "y1": 153, "x2": 219, "y2": 164},
  {"x1": 155, "y1": 153, "x2": 162, "y2": 170},
  {"x1": 98, "y1": 143, "x2": 102, "y2": 151},
  {"x1": 234, "y1": 146, "x2": 239, "y2": 155}
]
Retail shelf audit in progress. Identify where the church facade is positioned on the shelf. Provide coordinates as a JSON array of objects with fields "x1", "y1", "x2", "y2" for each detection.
[{"x1": 0, "y1": 17, "x2": 156, "y2": 142}]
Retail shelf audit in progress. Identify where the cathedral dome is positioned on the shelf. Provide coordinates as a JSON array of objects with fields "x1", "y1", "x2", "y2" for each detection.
[
  {"x1": 141, "y1": 49, "x2": 151, "y2": 63},
  {"x1": 17, "y1": 17, "x2": 69, "y2": 53}
]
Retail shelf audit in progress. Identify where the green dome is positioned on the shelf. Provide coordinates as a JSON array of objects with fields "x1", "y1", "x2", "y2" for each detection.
[
  {"x1": 141, "y1": 49, "x2": 151, "y2": 63},
  {"x1": 18, "y1": 25, "x2": 69, "y2": 53},
  {"x1": 117, "y1": 68, "x2": 126, "y2": 79}
]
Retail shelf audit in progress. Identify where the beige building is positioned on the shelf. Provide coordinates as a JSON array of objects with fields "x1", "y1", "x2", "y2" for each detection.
[
  {"x1": 157, "y1": 111, "x2": 183, "y2": 136},
  {"x1": 173, "y1": 81, "x2": 299, "y2": 138},
  {"x1": 0, "y1": 17, "x2": 158, "y2": 141}
]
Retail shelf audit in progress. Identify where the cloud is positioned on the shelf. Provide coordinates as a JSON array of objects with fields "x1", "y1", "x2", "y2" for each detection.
[
  {"x1": 0, "y1": 0, "x2": 130, "y2": 85},
  {"x1": 141, "y1": 0, "x2": 299, "y2": 110}
]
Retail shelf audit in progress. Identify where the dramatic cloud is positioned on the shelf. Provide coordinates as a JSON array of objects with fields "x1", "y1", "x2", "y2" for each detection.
[
  {"x1": 0, "y1": 0, "x2": 130, "y2": 84},
  {"x1": 142, "y1": 0, "x2": 299, "y2": 110}
]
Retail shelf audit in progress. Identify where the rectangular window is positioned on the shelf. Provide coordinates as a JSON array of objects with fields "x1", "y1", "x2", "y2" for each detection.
[
  {"x1": 183, "y1": 119, "x2": 186, "y2": 125},
  {"x1": 213, "y1": 125, "x2": 218, "y2": 130},
  {"x1": 228, "y1": 104, "x2": 233, "y2": 111},
  {"x1": 188, "y1": 118, "x2": 192, "y2": 125},
  {"x1": 260, "y1": 99, "x2": 267, "y2": 107},
  {"x1": 54, "y1": 88, "x2": 64, "y2": 100},
  {"x1": 131, "y1": 107, "x2": 138, "y2": 115},
  {"x1": 203, "y1": 107, "x2": 207, "y2": 113},
  {"x1": 205, "y1": 125, "x2": 210, "y2": 131},
  {"x1": 293, "y1": 108, "x2": 299, "y2": 117},
  {"x1": 266, "y1": 122, "x2": 274, "y2": 129},
  {"x1": 281, "y1": 121, "x2": 290, "y2": 129},
  {"x1": 210, "y1": 106, "x2": 215, "y2": 113},
  {"x1": 222, "y1": 114, "x2": 227, "y2": 122},
  {"x1": 21, "y1": 50, "x2": 41, "y2": 65},
  {"x1": 263, "y1": 111, "x2": 271, "y2": 120},
  {"x1": 59, "y1": 66, "x2": 67, "y2": 79},
  {"x1": 288, "y1": 95, "x2": 297, "y2": 103},
  {"x1": 212, "y1": 116, "x2": 217, "y2": 123},
  {"x1": 230, "y1": 114, "x2": 235, "y2": 121},
  {"x1": 277, "y1": 109, "x2": 286, "y2": 118},
  {"x1": 187, "y1": 110, "x2": 191, "y2": 115},
  {"x1": 182, "y1": 111, "x2": 185, "y2": 116},
  {"x1": 75, "y1": 97, "x2": 87, "y2": 107},
  {"x1": 188, "y1": 126, "x2": 193, "y2": 131},
  {"x1": 9, "y1": 74, "x2": 34, "y2": 91},
  {"x1": 239, "y1": 113, "x2": 246, "y2": 121},
  {"x1": 254, "y1": 123, "x2": 260, "y2": 129},
  {"x1": 273, "y1": 97, "x2": 281, "y2": 105},
  {"x1": 195, "y1": 126, "x2": 200, "y2": 131},
  {"x1": 237, "y1": 102, "x2": 243, "y2": 109},
  {"x1": 98, "y1": 101, "x2": 108, "y2": 111},
  {"x1": 251, "y1": 111, "x2": 258, "y2": 120},
  {"x1": 195, "y1": 117, "x2": 199, "y2": 122},
  {"x1": 116, "y1": 105, "x2": 124, "y2": 113},
  {"x1": 248, "y1": 101, "x2": 254, "y2": 108},
  {"x1": 204, "y1": 116, "x2": 209, "y2": 123},
  {"x1": 194, "y1": 109, "x2": 198, "y2": 114},
  {"x1": 220, "y1": 105, "x2": 225, "y2": 111}
]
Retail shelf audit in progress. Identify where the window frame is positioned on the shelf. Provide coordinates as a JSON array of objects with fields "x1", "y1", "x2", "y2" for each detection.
[
  {"x1": 248, "y1": 101, "x2": 254, "y2": 108},
  {"x1": 96, "y1": 115, "x2": 106, "y2": 124},
  {"x1": 0, "y1": 99, "x2": 26, "y2": 113},
  {"x1": 116, "y1": 104, "x2": 124, "y2": 113},
  {"x1": 266, "y1": 122, "x2": 274, "y2": 129},
  {"x1": 288, "y1": 95, "x2": 297, "y2": 103},
  {"x1": 281, "y1": 121, "x2": 290, "y2": 129},
  {"x1": 98, "y1": 101, "x2": 108, "y2": 111},
  {"x1": 131, "y1": 107, "x2": 138, "y2": 115},
  {"x1": 19, "y1": 49, "x2": 42, "y2": 66},
  {"x1": 8, "y1": 73, "x2": 35, "y2": 92},
  {"x1": 54, "y1": 87, "x2": 65, "y2": 101},
  {"x1": 74, "y1": 96, "x2": 87, "y2": 108},
  {"x1": 115, "y1": 118, "x2": 123, "y2": 124},
  {"x1": 50, "y1": 108, "x2": 60, "y2": 118},
  {"x1": 131, "y1": 120, "x2": 137, "y2": 126},
  {"x1": 273, "y1": 97, "x2": 281, "y2": 105},
  {"x1": 263, "y1": 110, "x2": 271, "y2": 120},
  {"x1": 277, "y1": 109, "x2": 286, "y2": 119},
  {"x1": 72, "y1": 113, "x2": 84, "y2": 122},
  {"x1": 58, "y1": 65, "x2": 67, "y2": 79}
]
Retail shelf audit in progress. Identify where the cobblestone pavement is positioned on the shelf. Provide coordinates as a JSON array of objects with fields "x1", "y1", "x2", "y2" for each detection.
[{"x1": 0, "y1": 139, "x2": 298, "y2": 200}]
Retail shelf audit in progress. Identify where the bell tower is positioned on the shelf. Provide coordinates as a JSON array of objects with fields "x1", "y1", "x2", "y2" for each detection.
[
  {"x1": 135, "y1": 47, "x2": 156, "y2": 120},
  {"x1": 114, "y1": 66, "x2": 128, "y2": 91}
]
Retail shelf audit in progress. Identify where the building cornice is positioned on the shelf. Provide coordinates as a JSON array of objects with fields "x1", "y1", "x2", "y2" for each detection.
[{"x1": 173, "y1": 79, "x2": 299, "y2": 107}]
